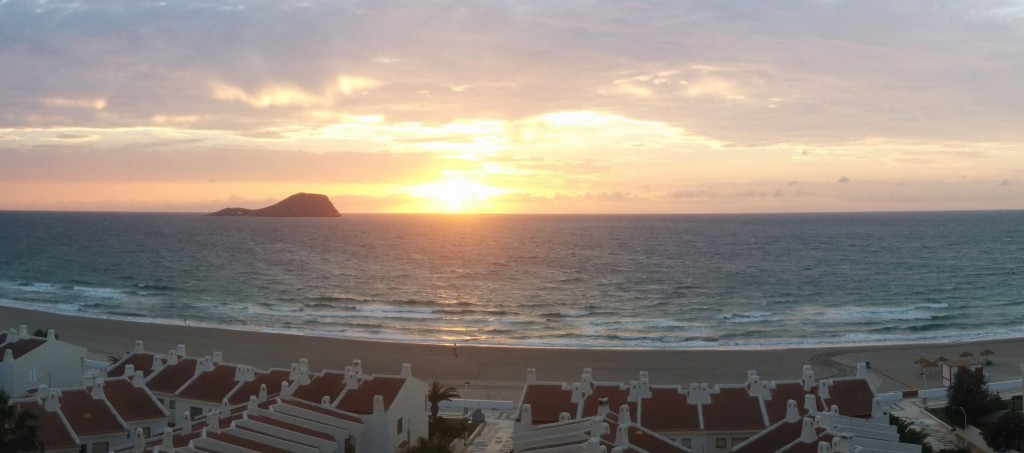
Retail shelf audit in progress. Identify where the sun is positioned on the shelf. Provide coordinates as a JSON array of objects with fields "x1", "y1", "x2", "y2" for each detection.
[{"x1": 410, "y1": 177, "x2": 504, "y2": 213}]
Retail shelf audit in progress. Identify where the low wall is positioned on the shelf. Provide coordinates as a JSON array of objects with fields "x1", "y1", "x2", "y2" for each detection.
[{"x1": 440, "y1": 399, "x2": 515, "y2": 410}]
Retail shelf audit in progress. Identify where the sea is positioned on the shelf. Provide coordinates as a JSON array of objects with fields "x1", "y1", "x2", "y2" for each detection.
[{"x1": 0, "y1": 210, "x2": 1022, "y2": 349}]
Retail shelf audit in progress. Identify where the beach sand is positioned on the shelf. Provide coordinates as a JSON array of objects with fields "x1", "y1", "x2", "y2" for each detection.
[{"x1": 3, "y1": 305, "x2": 1022, "y2": 401}]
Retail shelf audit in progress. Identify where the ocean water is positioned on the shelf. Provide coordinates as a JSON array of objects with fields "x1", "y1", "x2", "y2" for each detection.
[{"x1": 0, "y1": 211, "x2": 1022, "y2": 349}]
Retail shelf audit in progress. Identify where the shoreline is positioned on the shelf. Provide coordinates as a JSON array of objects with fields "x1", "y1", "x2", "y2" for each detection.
[
  {"x1": 4, "y1": 305, "x2": 1023, "y2": 401},
  {"x1": 2, "y1": 302, "x2": 1019, "y2": 352}
]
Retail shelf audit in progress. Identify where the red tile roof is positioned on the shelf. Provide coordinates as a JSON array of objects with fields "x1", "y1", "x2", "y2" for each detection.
[
  {"x1": 520, "y1": 384, "x2": 577, "y2": 424},
  {"x1": 58, "y1": 389, "x2": 125, "y2": 438},
  {"x1": 108, "y1": 353, "x2": 160, "y2": 378},
  {"x1": 733, "y1": 419, "x2": 804, "y2": 453},
  {"x1": 17, "y1": 400, "x2": 79, "y2": 452},
  {"x1": 639, "y1": 387, "x2": 699, "y2": 432},
  {"x1": 228, "y1": 369, "x2": 291, "y2": 405},
  {"x1": 336, "y1": 376, "x2": 406, "y2": 414},
  {"x1": 146, "y1": 358, "x2": 197, "y2": 395},
  {"x1": 177, "y1": 365, "x2": 240, "y2": 403},
  {"x1": 764, "y1": 383, "x2": 823, "y2": 423},
  {"x1": 624, "y1": 424, "x2": 689, "y2": 453},
  {"x1": 292, "y1": 371, "x2": 347, "y2": 404},
  {"x1": 702, "y1": 387, "x2": 766, "y2": 431},
  {"x1": 100, "y1": 378, "x2": 167, "y2": 422},
  {"x1": 823, "y1": 379, "x2": 874, "y2": 417},
  {"x1": 581, "y1": 384, "x2": 636, "y2": 419},
  {"x1": 0, "y1": 338, "x2": 46, "y2": 360}
]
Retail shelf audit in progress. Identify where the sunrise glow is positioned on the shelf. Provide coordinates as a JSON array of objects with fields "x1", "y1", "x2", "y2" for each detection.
[{"x1": 1, "y1": 1, "x2": 1023, "y2": 214}]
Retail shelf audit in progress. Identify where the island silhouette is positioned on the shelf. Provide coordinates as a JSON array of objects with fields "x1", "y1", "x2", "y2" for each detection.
[{"x1": 208, "y1": 193, "x2": 341, "y2": 217}]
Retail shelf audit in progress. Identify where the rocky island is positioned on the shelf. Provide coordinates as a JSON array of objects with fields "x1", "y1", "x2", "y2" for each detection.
[{"x1": 208, "y1": 193, "x2": 341, "y2": 217}]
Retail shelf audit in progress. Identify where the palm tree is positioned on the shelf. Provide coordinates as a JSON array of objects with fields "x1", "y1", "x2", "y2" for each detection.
[
  {"x1": 0, "y1": 390, "x2": 43, "y2": 453},
  {"x1": 427, "y1": 380, "x2": 460, "y2": 419}
]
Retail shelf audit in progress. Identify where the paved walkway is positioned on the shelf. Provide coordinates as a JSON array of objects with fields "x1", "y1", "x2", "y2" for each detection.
[{"x1": 440, "y1": 408, "x2": 515, "y2": 453}]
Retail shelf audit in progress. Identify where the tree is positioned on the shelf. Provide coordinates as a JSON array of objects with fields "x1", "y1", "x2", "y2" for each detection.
[
  {"x1": 945, "y1": 368, "x2": 1002, "y2": 427},
  {"x1": 405, "y1": 436, "x2": 453, "y2": 453},
  {"x1": 983, "y1": 411, "x2": 1023, "y2": 451},
  {"x1": 0, "y1": 390, "x2": 43, "y2": 453},
  {"x1": 427, "y1": 380, "x2": 460, "y2": 420}
]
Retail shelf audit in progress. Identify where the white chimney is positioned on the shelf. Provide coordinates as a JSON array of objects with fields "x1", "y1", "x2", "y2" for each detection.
[
  {"x1": 161, "y1": 427, "x2": 174, "y2": 451},
  {"x1": 7, "y1": 327, "x2": 16, "y2": 340},
  {"x1": 585, "y1": 437, "x2": 605, "y2": 453},
  {"x1": 132, "y1": 428, "x2": 144, "y2": 452},
  {"x1": 180, "y1": 412, "x2": 192, "y2": 435},
  {"x1": 856, "y1": 362, "x2": 867, "y2": 378},
  {"x1": 166, "y1": 350, "x2": 179, "y2": 365},
  {"x1": 687, "y1": 383, "x2": 712, "y2": 405},
  {"x1": 132, "y1": 371, "x2": 145, "y2": 387},
  {"x1": 804, "y1": 394, "x2": 819, "y2": 416},
  {"x1": 526, "y1": 368, "x2": 536, "y2": 384},
  {"x1": 258, "y1": 384, "x2": 268, "y2": 403},
  {"x1": 18, "y1": 325, "x2": 27, "y2": 337},
  {"x1": 2, "y1": 349, "x2": 12, "y2": 363},
  {"x1": 786, "y1": 399, "x2": 800, "y2": 422},
  {"x1": 90, "y1": 378, "x2": 105, "y2": 399},
  {"x1": 151, "y1": 354, "x2": 165, "y2": 372},
  {"x1": 819, "y1": 380, "x2": 832, "y2": 400},
  {"x1": 212, "y1": 351, "x2": 223, "y2": 364},
  {"x1": 321, "y1": 395, "x2": 331, "y2": 408},
  {"x1": 344, "y1": 367, "x2": 359, "y2": 388},
  {"x1": 596, "y1": 397, "x2": 610, "y2": 416},
  {"x1": 801, "y1": 365, "x2": 815, "y2": 391},
  {"x1": 372, "y1": 394, "x2": 385, "y2": 415},
  {"x1": 350, "y1": 359, "x2": 361, "y2": 375},
  {"x1": 817, "y1": 441, "x2": 832, "y2": 453},
  {"x1": 133, "y1": 340, "x2": 144, "y2": 353},
  {"x1": 401, "y1": 363, "x2": 411, "y2": 377},
  {"x1": 300, "y1": 358, "x2": 310, "y2": 373},
  {"x1": 44, "y1": 389, "x2": 60, "y2": 412},
  {"x1": 615, "y1": 424, "x2": 629, "y2": 448},
  {"x1": 247, "y1": 395, "x2": 259, "y2": 414},
  {"x1": 46, "y1": 329, "x2": 55, "y2": 341},
  {"x1": 206, "y1": 409, "x2": 220, "y2": 433},
  {"x1": 800, "y1": 416, "x2": 818, "y2": 443},
  {"x1": 589, "y1": 417, "x2": 609, "y2": 436},
  {"x1": 124, "y1": 364, "x2": 135, "y2": 377},
  {"x1": 618, "y1": 404, "x2": 632, "y2": 425},
  {"x1": 176, "y1": 344, "x2": 186, "y2": 357},
  {"x1": 831, "y1": 433, "x2": 853, "y2": 453},
  {"x1": 559, "y1": 412, "x2": 571, "y2": 422},
  {"x1": 520, "y1": 404, "x2": 533, "y2": 427}
]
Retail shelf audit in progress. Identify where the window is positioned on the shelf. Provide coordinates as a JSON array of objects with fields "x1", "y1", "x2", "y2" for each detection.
[
  {"x1": 141, "y1": 427, "x2": 151, "y2": 439},
  {"x1": 190, "y1": 406, "x2": 203, "y2": 418},
  {"x1": 28, "y1": 369, "x2": 38, "y2": 383},
  {"x1": 732, "y1": 437, "x2": 749, "y2": 446},
  {"x1": 397, "y1": 417, "x2": 403, "y2": 434},
  {"x1": 716, "y1": 438, "x2": 727, "y2": 449},
  {"x1": 679, "y1": 438, "x2": 691, "y2": 448},
  {"x1": 94, "y1": 441, "x2": 110, "y2": 453}
]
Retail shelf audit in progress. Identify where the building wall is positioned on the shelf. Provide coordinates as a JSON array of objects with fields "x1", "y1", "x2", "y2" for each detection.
[{"x1": 1, "y1": 339, "x2": 87, "y2": 397}]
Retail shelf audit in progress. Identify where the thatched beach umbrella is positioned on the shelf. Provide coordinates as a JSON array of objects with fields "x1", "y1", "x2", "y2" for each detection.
[
  {"x1": 959, "y1": 351, "x2": 975, "y2": 358},
  {"x1": 914, "y1": 357, "x2": 933, "y2": 374},
  {"x1": 980, "y1": 348, "x2": 995, "y2": 358},
  {"x1": 935, "y1": 356, "x2": 949, "y2": 366}
]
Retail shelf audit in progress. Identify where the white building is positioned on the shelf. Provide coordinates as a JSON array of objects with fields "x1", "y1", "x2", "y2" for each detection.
[{"x1": 1, "y1": 325, "x2": 87, "y2": 397}]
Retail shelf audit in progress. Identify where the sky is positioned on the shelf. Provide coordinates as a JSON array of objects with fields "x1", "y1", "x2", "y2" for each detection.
[{"x1": 2, "y1": 0, "x2": 1024, "y2": 214}]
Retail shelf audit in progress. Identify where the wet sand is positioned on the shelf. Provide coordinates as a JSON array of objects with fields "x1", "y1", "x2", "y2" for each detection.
[{"x1": 3, "y1": 305, "x2": 1022, "y2": 400}]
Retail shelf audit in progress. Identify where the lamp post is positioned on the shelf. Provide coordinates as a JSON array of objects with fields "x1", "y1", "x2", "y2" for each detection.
[{"x1": 951, "y1": 405, "x2": 967, "y2": 430}]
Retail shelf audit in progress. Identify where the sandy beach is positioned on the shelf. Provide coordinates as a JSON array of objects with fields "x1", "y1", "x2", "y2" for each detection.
[{"x1": 3, "y1": 305, "x2": 1022, "y2": 401}]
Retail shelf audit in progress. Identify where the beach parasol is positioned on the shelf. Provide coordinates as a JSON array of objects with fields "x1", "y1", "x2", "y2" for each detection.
[
  {"x1": 935, "y1": 356, "x2": 949, "y2": 365},
  {"x1": 914, "y1": 357, "x2": 931, "y2": 373},
  {"x1": 959, "y1": 351, "x2": 975, "y2": 358},
  {"x1": 980, "y1": 348, "x2": 995, "y2": 364}
]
